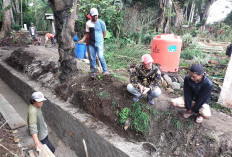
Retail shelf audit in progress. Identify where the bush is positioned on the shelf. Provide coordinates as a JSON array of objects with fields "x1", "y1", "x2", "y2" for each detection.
[
  {"x1": 11, "y1": 24, "x2": 21, "y2": 31},
  {"x1": 180, "y1": 44, "x2": 205, "y2": 60},
  {"x1": 182, "y1": 33, "x2": 193, "y2": 49}
]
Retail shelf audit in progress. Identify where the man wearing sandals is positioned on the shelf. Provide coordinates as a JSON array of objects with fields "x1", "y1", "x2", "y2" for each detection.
[
  {"x1": 127, "y1": 54, "x2": 162, "y2": 105},
  {"x1": 170, "y1": 64, "x2": 213, "y2": 123}
]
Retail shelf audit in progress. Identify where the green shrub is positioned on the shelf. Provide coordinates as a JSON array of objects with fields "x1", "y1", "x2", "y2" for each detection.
[
  {"x1": 181, "y1": 44, "x2": 205, "y2": 60},
  {"x1": 11, "y1": 24, "x2": 21, "y2": 31},
  {"x1": 182, "y1": 33, "x2": 193, "y2": 49},
  {"x1": 116, "y1": 102, "x2": 151, "y2": 134}
]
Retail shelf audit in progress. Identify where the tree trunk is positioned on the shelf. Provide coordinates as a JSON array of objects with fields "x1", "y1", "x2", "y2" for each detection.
[
  {"x1": 188, "y1": 2, "x2": 195, "y2": 25},
  {"x1": 34, "y1": 0, "x2": 37, "y2": 26},
  {"x1": 10, "y1": 7, "x2": 15, "y2": 25},
  {"x1": 155, "y1": 0, "x2": 166, "y2": 32},
  {"x1": 21, "y1": 0, "x2": 23, "y2": 27},
  {"x1": 200, "y1": 0, "x2": 215, "y2": 32},
  {"x1": 1, "y1": 0, "x2": 12, "y2": 37},
  {"x1": 48, "y1": 0, "x2": 78, "y2": 82},
  {"x1": 12, "y1": 0, "x2": 20, "y2": 25}
]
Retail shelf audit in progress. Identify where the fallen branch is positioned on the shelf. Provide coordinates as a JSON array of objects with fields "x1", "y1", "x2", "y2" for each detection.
[{"x1": 0, "y1": 143, "x2": 18, "y2": 156}]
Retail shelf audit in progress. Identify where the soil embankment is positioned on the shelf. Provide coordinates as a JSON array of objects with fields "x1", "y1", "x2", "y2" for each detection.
[{"x1": 0, "y1": 45, "x2": 232, "y2": 156}]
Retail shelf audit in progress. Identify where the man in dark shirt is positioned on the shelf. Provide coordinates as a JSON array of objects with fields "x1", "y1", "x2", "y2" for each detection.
[
  {"x1": 127, "y1": 54, "x2": 162, "y2": 105},
  {"x1": 170, "y1": 64, "x2": 213, "y2": 123}
]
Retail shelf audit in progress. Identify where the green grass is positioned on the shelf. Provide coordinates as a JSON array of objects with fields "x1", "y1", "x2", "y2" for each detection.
[
  {"x1": 210, "y1": 102, "x2": 232, "y2": 114},
  {"x1": 98, "y1": 90, "x2": 111, "y2": 99},
  {"x1": 105, "y1": 43, "x2": 149, "y2": 70}
]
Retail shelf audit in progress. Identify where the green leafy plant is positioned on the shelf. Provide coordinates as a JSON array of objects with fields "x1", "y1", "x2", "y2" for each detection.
[
  {"x1": 98, "y1": 90, "x2": 111, "y2": 99},
  {"x1": 116, "y1": 107, "x2": 131, "y2": 124},
  {"x1": 116, "y1": 102, "x2": 151, "y2": 134}
]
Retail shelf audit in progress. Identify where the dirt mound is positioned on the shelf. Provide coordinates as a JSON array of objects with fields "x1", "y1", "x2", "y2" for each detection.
[
  {"x1": 0, "y1": 33, "x2": 30, "y2": 47},
  {"x1": 4, "y1": 47, "x2": 232, "y2": 156}
]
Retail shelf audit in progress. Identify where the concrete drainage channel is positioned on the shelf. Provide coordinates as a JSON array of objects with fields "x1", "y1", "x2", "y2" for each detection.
[{"x1": 0, "y1": 59, "x2": 149, "y2": 156}]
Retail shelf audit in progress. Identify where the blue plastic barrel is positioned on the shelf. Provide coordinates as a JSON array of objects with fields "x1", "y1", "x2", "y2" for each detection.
[{"x1": 75, "y1": 43, "x2": 87, "y2": 59}]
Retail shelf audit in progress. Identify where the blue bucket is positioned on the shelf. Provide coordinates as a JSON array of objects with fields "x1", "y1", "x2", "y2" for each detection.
[
  {"x1": 75, "y1": 43, "x2": 87, "y2": 59},
  {"x1": 74, "y1": 35, "x2": 79, "y2": 41}
]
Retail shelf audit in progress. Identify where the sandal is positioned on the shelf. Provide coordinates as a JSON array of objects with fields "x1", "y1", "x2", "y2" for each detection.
[
  {"x1": 183, "y1": 112, "x2": 193, "y2": 119},
  {"x1": 196, "y1": 116, "x2": 204, "y2": 123}
]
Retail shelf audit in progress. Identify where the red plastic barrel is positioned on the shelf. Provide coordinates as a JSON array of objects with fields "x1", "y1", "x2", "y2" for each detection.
[{"x1": 151, "y1": 34, "x2": 182, "y2": 72}]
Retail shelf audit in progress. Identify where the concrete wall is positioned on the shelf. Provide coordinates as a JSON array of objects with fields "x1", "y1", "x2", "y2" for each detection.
[{"x1": 0, "y1": 61, "x2": 129, "y2": 157}]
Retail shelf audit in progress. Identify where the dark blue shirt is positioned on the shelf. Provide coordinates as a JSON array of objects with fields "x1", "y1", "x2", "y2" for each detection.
[{"x1": 184, "y1": 74, "x2": 213, "y2": 112}]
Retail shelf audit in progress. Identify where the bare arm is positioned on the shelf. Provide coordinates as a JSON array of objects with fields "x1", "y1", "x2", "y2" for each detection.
[
  {"x1": 79, "y1": 33, "x2": 89, "y2": 43},
  {"x1": 32, "y1": 133, "x2": 42, "y2": 150},
  {"x1": 103, "y1": 31, "x2": 106, "y2": 38}
]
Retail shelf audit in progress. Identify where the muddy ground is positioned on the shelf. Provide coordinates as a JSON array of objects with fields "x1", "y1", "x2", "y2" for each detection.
[{"x1": 0, "y1": 37, "x2": 232, "y2": 156}]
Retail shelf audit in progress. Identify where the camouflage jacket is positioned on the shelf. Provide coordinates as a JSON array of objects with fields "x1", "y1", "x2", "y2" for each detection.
[{"x1": 128, "y1": 64, "x2": 162, "y2": 90}]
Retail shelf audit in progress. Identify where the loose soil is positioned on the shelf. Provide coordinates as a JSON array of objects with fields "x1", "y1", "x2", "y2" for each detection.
[
  {"x1": 0, "y1": 39, "x2": 232, "y2": 156},
  {"x1": 0, "y1": 114, "x2": 23, "y2": 157}
]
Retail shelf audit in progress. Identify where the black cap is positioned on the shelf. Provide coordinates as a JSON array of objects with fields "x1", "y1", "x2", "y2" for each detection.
[{"x1": 190, "y1": 64, "x2": 204, "y2": 75}]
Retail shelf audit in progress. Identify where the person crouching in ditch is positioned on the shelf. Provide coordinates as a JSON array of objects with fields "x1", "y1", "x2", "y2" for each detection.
[
  {"x1": 27, "y1": 91, "x2": 55, "y2": 153},
  {"x1": 127, "y1": 54, "x2": 162, "y2": 105},
  {"x1": 170, "y1": 64, "x2": 213, "y2": 123}
]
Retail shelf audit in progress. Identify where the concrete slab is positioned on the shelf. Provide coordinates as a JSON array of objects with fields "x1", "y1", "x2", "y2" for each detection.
[{"x1": 0, "y1": 94, "x2": 26, "y2": 129}]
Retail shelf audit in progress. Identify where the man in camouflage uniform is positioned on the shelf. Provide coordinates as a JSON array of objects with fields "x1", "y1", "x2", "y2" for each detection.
[{"x1": 127, "y1": 54, "x2": 162, "y2": 105}]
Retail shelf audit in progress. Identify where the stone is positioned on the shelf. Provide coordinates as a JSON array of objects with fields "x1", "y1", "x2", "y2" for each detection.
[
  {"x1": 172, "y1": 82, "x2": 181, "y2": 90},
  {"x1": 208, "y1": 60, "x2": 218, "y2": 65},
  {"x1": 163, "y1": 74, "x2": 172, "y2": 85},
  {"x1": 0, "y1": 94, "x2": 26, "y2": 129},
  {"x1": 177, "y1": 76, "x2": 184, "y2": 83},
  {"x1": 170, "y1": 76, "x2": 178, "y2": 82}
]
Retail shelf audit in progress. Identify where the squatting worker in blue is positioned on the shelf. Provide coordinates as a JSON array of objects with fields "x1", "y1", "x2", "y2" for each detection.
[
  {"x1": 28, "y1": 91, "x2": 55, "y2": 153},
  {"x1": 127, "y1": 54, "x2": 162, "y2": 105},
  {"x1": 79, "y1": 8, "x2": 109, "y2": 78},
  {"x1": 170, "y1": 64, "x2": 213, "y2": 123}
]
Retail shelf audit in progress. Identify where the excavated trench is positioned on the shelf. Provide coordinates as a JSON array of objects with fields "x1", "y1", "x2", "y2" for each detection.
[{"x1": 0, "y1": 46, "x2": 232, "y2": 157}]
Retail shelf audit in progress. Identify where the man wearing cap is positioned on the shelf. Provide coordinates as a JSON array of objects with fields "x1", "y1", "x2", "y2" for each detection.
[
  {"x1": 127, "y1": 54, "x2": 162, "y2": 105},
  {"x1": 170, "y1": 64, "x2": 213, "y2": 123},
  {"x1": 79, "y1": 8, "x2": 108, "y2": 77},
  {"x1": 28, "y1": 91, "x2": 55, "y2": 153}
]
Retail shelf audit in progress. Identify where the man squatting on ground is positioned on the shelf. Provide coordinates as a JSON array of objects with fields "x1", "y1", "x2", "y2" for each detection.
[
  {"x1": 170, "y1": 64, "x2": 213, "y2": 123},
  {"x1": 79, "y1": 8, "x2": 109, "y2": 77},
  {"x1": 127, "y1": 54, "x2": 162, "y2": 105},
  {"x1": 28, "y1": 92, "x2": 55, "y2": 153}
]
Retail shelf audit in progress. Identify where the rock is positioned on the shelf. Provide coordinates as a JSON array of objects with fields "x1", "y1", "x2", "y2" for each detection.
[
  {"x1": 163, "y1": 74, "x2": 172, "y2": 85},
  {"x1": 170, "y1": 76, "x2": 178, "y2": 82},
  {"x1": 163, "y1": 80, "x2": 168, "y2": 88},
  {"x1": 177, "y1": 76, "x2": 184, "y2": 83},
  {"x1": 167, "y1": 88, "x2": 174, "y2": 93},
  {"x1": 208, "y1": 60, "x2": 218, "y2": 65},
  {"x1": 172, "y1": 82, "x2": 181, "y2": 90},
  {"x1": 82, "y1": 59, "x2": 90, "y2": 64}
]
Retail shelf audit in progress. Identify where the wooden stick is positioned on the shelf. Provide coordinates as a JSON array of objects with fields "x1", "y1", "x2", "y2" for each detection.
[
  {"x1": 0, "y1": 143, "x2": 17, "y2": 156},
  {"x1": 0, "y1": 122, "x2": 7, "y2": 129},
  {"x1": 82, "y1": 139, "x2": 88, "y2": 157}
]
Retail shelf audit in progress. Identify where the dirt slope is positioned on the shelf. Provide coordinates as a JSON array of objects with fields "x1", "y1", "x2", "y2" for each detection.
[{"x1": 0, "y1": 45, "x2": 232, "y2": 156}]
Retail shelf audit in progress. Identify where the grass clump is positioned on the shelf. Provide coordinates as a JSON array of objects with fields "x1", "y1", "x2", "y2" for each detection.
[{"x1": 98, "y1": 90, "x2": 111, "y2": 99}]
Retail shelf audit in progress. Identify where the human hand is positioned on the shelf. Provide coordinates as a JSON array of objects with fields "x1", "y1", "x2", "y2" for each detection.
[
  {"x1": 138, "y1": 84, "x2": 144, "y2": 93},
  {"x1": 78, "y1": 40, "x2": 83, "y2": 44},
  {"x1": 142, "y1": 87, "x2": 150, "y2": 95},
  {"x1": 34, "y1": 141, "x2": 42, "y2": 151}
]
